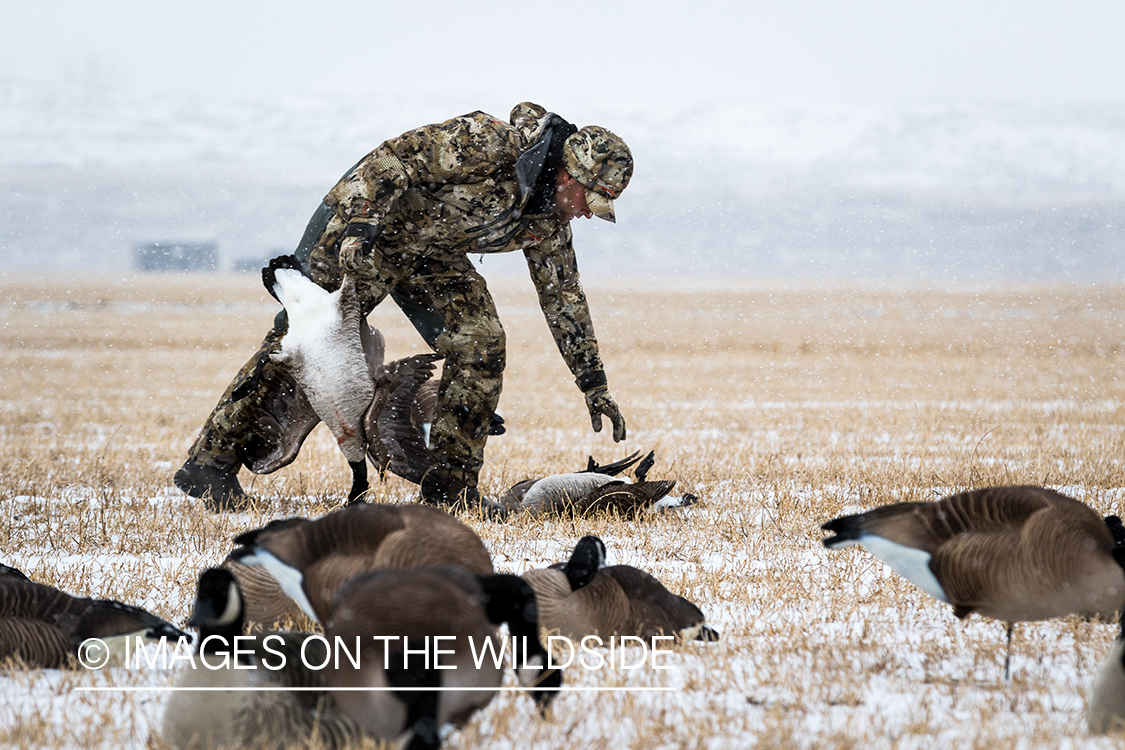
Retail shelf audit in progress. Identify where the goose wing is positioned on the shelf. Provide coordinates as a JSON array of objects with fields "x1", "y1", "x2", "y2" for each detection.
[
  {"x1": 239, "y1": 367, "x2": 321, "y2": 474},
  {"x1": 367, "y1": 353, "x2": 443, "y2": 484},
  {"x1": 572, "y1": 480, "x2": 678, "y2": 518},
  {"x1": 585, "y1": 451, "x2": 643, "y2": 476},
  {"x1": 0, "y1": 617, "x2": 73, "y2": 667}
]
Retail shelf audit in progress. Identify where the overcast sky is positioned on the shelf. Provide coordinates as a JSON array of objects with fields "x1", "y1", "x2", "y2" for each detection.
[{"x1": 3, "y1": 0, "x2": 1124, "y2": 114}]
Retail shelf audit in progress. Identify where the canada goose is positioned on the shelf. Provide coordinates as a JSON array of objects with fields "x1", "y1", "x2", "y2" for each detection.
[
  {"x1": 1089, "y1": 616, "x2": 1125, "y2": 734},
  {"x1": 0, "y1": 563, "x2": 185, "y2": 669},
  {"x1": 821, "y1": 485, "x2": 1125, "y2": 676},
  {"x1": 521, "y1": 536, "x2": 720, "y2": 642},
  {"x1": 258, "y1": 254, "x2": 376, "y2": 503},
  {"x1": 324, "y1": 567, "x2": 561, "y2": 747},
  {"x1": 500, "y1": 451, "x2": 698, "y2": 517},
  {"x1": 161, "y1": 567, "x2": 365, "y2": 750},
  {"x1": 364, "y1": 351, "x2": 443, "y2": 485},
  {"x1": 235, "y1": 254, "x2": 446, "y2": 504},
  {"x1": 228, "y1": 502, "x2": 494, "y2": 624}
]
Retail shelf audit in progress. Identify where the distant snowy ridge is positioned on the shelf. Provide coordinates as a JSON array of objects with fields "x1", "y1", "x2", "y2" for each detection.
[{"x1": 1, "y1": 79, "x2": 1122, "y2": 278}]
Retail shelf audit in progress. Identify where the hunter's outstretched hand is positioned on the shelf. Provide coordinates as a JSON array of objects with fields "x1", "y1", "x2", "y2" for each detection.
[{"x1": 585, "y1": 387, "x2": 626, "y2": 442}]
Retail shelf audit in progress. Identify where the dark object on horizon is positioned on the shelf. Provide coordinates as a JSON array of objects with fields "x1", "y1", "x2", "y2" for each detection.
[{"x1": 134, "y1": 241, "x2": 218, "y2": 272}]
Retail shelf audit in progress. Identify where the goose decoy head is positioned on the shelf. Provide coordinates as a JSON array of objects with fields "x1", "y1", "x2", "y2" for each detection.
[
  {"x1": 188, "y1": 568, "x2": 244, "y2": 635},
  {"x1": 477, "y1": 573, "x2": 562, "y2": 713},
  {"x1": 562, "y1": 536, "x2": 607, "y2": 591}
]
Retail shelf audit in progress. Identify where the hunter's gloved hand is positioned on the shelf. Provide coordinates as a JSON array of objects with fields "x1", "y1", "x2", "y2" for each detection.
[
  {"x1": 584, "y1": 386, "x2": 627, "y2": 442},
  {"x1": 338, "y1": 221, "x2": 382, "y2": 275}
]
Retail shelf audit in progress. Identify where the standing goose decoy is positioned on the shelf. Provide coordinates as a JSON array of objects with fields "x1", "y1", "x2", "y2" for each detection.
[
  {"x1": 325, "y1": 568, "x2": 561, "y2": 749},
  {"x1": 821, "y1": 485, "x2": 1125, "y2": 677},
  {"x1": 162, "y1": 568, "x2": 365, "y2": 750},
  {"x1": 0, "y1": 564, "x2": 185, "y2": 669},
  {"x1": 500, "y1": 451, "x2": 697, "y2": 518},
  {"x1": 1089, "y1": 615, "x2": 1125, "y2": 734},
  {"x1": 521, "y1": 536, "x2": 720, "y2": 642},
  {"x1": 227, "y1": 502, "x2": 494, "y2": 624}
]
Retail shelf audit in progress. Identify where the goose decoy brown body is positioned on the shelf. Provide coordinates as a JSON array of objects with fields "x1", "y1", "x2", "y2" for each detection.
[
  {"x1": 1089, "y1": 616, "x2": 1125, "y2": 734},
  {"x1": 0, "y1": 563, "x2": 185, "y2": 669},
  {"x1": 161, "y1": 568, "x2": 365, "y2": 750},
  {"x1": 521, "y1": 536, "x2": 719, "y2": 642},
  {"x1": 228, "y1": 502, "x2": 494, "y2": 624},
  {"x1": 500, "y1": 451, "x2": 696, "y2": 517},
  {"x1": 821, "y1": 486, "x2": 1125, "y2": 675},
  {"x1": 324, "y1": 567, "x2": 561, "y2": 748}
]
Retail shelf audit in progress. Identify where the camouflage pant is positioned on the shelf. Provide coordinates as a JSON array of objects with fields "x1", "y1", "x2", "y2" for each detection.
[{"x1": 188, "y1": 210, "x2": 506, "y2": 489}]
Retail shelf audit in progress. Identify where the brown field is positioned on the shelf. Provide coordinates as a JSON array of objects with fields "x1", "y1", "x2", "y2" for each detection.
[{"x1": 1, "y1": 271, "x2": 1123, "y2": 749}]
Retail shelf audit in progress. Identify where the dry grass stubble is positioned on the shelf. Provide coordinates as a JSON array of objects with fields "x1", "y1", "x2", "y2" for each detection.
[{"x1": 0, "y1": 272, "x2": 1123, "y2": 748}]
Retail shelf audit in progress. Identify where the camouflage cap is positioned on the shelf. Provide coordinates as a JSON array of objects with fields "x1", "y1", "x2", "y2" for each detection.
[{"x1": 562, "y1": 126, "x2": 633, "y2": 223}]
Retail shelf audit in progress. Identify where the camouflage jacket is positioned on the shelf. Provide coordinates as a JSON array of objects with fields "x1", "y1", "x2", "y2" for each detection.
[{"x1": 324, "y1": 103, "x2": 607, "y2": 390}]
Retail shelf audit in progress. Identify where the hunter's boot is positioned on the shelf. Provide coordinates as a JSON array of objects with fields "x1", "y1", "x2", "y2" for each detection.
[
  {"x1": 174, "y1": 454, "x2": 248, "y2": 512},
  {"x1": 419, "y1": 466, "x2": 508, "y2": 520}
]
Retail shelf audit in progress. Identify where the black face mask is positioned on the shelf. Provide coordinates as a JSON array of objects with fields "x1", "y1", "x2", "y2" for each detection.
[{"x1": 515, "y1": 115, "x2": 578, "y2": 216}]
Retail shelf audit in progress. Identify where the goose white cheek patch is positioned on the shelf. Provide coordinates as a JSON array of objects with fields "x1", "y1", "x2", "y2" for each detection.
[
  {"x1": 859, "y1": 536, "x2": 949, "y2": 603},
  {"x1": 240, "y1": 550, "x2": 319, "y2": 621}
]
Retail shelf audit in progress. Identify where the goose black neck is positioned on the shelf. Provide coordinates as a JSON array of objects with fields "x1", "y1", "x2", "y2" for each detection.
[
  {"x1": 563, "y1": 537, "x2": 604, "y2": 591},
  {"x1": 197, "y1": 621, "x2": 243, "y2": 656}
]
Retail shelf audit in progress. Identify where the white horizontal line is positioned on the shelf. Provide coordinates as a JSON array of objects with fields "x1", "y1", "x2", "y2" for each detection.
[{"x1": 75, "y1": 686, "x2": 677, "y2": 693}]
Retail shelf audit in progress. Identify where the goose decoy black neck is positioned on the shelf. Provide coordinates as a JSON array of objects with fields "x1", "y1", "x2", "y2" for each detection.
[
  {"x1": 562, "y1": 536, "x2": 607, "y2": 592},
  {"x1": 187, "y1": 568, "x2": 246, "y2": 654},
  {"x1": 1107, "y1": 515, "x2": 1125, "y2": 551},
  {"x1": 385, "y1": 651, "x2": 441, "y2": 750},
  {"x1": 477, "y1": 573, "x2": 562, "y2": 711}
]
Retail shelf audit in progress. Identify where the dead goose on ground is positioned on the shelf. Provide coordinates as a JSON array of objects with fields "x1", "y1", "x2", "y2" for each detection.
[
  {"x1": 500, "y1": 451, "x2": 698, "y2": 518},
  {"x1": 521, "y1": 536, "x2": 720, "y2": 642},
  {"x1": 0, "y1": 563, "x2": 185, "y2": 669},
  {"x1": 821, "y1": 485, "x2": 1125, "y2": 677},
  {"x1": 161, "y1": 567, "x2": 365, "y2": 750},
  {"x1": 325, "y1": 567, "x2": 561, "y2": 748},
  {"x1": 227, "y1": 502, "x2": 494, "y2": 625}
]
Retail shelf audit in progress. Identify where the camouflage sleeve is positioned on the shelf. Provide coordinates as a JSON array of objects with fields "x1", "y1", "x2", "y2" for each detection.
[
  {"x1": 524, "y1": 227, "x2": 607, "y2": 392},
  {"x1": 324, "y1": 112, "x2": 522, "y2": 227}
]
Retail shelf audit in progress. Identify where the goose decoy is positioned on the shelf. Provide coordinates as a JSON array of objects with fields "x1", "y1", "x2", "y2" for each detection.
[
  {"x1": 227, "y1": 502, "x2": 494, "y2": 624},
  {"x1": 521, "y1": 536, "x2": 719, "y2": 642},
  {"x1": 325, "y1": 567, "x2": 561, "y2": 748},
  {"x1": 821, "y1": 485, "x2": 1125, "y2": 677},
  {"x1": 1089, "y1": 615, "x2": 1125, "y2": 734},
  {"x1": 0, "y1": 563, "x2": 185, "y2": 669},
  {"x1": 161, "y1": 568, "x2": 364, "y2": 750},
  {"x1": 499, "y1": 450, "x2": 697, "y2": 517},
  {"x1": 218, "y1": 557, "x2": 314, "y2": 633}
]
